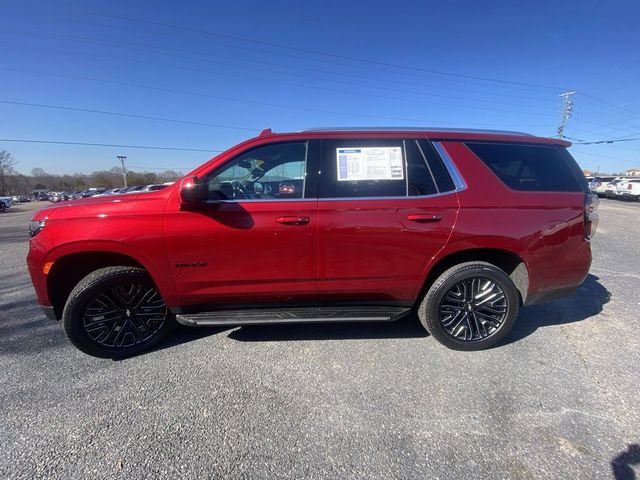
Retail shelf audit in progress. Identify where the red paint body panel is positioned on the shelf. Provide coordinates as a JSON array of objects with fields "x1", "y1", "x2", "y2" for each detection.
[
  {"x1": 433, "y1": 141, "x2": 590, "y2": 297},
  {"x1": 316, "y1": 194, "x2": 458, "y2": 303},
  {"x1": 26, "y1": 129, "x2": 591, "y2": 316},
  {"x1": 162, "y1": 191, "x2": 318, "y2": 306}
]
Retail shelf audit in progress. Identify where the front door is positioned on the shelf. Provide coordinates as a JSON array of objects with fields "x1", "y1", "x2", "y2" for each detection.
[
  {"x1": 164, "y1": 141, "x2": 319, "y2": 308},
  {"x1": 316, "y1": 137, "x2": 459, "y2": 305}
]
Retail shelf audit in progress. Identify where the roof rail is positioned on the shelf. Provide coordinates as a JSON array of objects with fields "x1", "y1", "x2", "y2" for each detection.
[{"x1": 299, "y1": 127, "x2": 532, "y2": 136}]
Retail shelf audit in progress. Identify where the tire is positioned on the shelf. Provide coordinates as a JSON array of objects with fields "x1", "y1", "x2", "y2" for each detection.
[
  {"x1": 62, "y1": 266, "x2": 175, "y2": 358},
  {"x1": 417, "y1": 261, "x2": 520, "y2": 351},
  {"x1": 0, "y1": 202, "x2": 5, "y2": 213}
]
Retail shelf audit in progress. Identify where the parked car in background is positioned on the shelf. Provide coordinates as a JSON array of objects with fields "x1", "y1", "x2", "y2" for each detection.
[
  {"x1": 600, "y1": 178, "x2": 628, "y2": 198},
  {"x1": 93, "y1": 188, "x2": 125, "y2": 197},
  {"x1": 589, "y1": 176, "x2": 615, "y2": 195},
  {"x1": 140, "y1": 183, "x2": 171, "y2": 192},
  {"x1": 48, "y1": 192, "x2": 64, "y2": 203},
  {"x1": 615, "y1": 178, "x2": 640, "y2": 201},
  {"x1": 27, "y1": 127, "x2": 597, "y2": 358},
  {"x1": 10, "y1": 194, "x2": 33, "y2": 203},
  {"x1": 0, "y1": 196, "x2": 12, "y2": 212},
  {"x1": 122, "y1": 185, "x2": 146, "y2": 194}
]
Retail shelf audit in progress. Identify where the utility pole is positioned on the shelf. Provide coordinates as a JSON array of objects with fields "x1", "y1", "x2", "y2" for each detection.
[
  {"x1": 117, "y1": 156, "x2": 128, "y2": 188},
  {"x1": 557, "y1": 90, "x2": 576, "y2": 139}
]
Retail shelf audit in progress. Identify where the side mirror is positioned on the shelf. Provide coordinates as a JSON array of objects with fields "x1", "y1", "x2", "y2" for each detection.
[{"x1": 179, "y1": 176, "x2": 206, "y2": 206}]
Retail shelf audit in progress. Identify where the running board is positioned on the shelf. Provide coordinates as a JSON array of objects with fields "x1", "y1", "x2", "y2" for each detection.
[{"x1": 175, "y1": 306, "x2": 411, "y2": 327}]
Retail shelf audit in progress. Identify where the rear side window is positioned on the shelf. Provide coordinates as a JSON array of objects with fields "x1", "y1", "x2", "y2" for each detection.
[
  {"x1": 466, "y1": 142, "x2": 585, "y2": 192},
  {"x1": 417, "y1": 140, "x2": 456, "y2": 193},
  {"x1": 405, "y1": 140, "x2": 437, "y2": 196},
  {"x1": 319, "y1": 138, "x2": 456, "y2": 198},
  {"x1": 319, "y1": 139, "x2": 407, "y2": 198}
]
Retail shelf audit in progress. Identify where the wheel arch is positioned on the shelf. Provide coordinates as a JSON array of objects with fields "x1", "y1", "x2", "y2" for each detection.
[
  {"x1": 46, "y1": 247, "x2": 171, "y2": 319},
  {"x1": 418, "y1": 247, "x2": 530, "y2": 306}
]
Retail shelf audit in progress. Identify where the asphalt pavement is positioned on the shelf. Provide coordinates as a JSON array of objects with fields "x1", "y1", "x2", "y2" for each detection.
[{"x1": 1, "y1": 199, "x2": 639, "y2": 479}]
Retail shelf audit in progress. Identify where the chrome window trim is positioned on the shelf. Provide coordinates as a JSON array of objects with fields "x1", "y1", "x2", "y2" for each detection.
[
  {"x1": 203, "y1": 198, "x2": 312, "y2": 204},
  {"x1": 201, "y1": 189, "x2": 459, "y2": 204},
  {"x1": 432, "y1": 142, "x2": 467, "y2": 191},
  {"x1": 200, "y1": 140, "x2": 465, "y2": 204},
  {"x1": 316, "y1": 190, "x2": 457, "y2": 201}
]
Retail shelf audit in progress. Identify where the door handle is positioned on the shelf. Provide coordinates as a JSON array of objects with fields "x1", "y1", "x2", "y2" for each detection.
[
  {"x1": 275, "y1": 216, "x2": 310, "y2": 225},
  {"x1": 407, "y1": 214, "x2": 442, "y2": 223}
]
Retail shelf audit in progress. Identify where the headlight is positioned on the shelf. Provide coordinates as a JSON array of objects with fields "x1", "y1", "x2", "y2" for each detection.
[{"x1": 29, "y1": 219, "x2": 46, "y2": 237}]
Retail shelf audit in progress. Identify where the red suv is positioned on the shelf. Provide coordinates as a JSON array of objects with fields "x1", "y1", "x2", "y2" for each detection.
[{"x1": 27, "y1": 128, "x2": 598, "y2": 357}]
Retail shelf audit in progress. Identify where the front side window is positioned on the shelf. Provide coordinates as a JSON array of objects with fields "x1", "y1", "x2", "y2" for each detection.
[{"x1": 206, "y1": 142, "x2": 307, "y2": 200}]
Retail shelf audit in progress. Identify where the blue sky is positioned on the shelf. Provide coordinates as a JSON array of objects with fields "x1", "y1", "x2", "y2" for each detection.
[{"x1": 1, "y1": 0, "x2": 639, "y2": 175}]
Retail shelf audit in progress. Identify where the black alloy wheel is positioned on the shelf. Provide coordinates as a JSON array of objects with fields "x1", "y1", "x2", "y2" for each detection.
[
  {"x1": 418, "y1": 261, "x2": 520, "y2": 351},
  {"x1": 82, "y1": 283, "x2": 168, "y2": 349},
  {"x1": 63, "y1": 266, "x2": 175, "y2": 358},
  {"x1": 438, "y1": 277, "x2": 507, "y2": 341}
]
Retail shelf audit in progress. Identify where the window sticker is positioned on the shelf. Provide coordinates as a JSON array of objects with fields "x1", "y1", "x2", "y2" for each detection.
[{"x1": 336, "y1": 147, "x2": 404, "y2": 181}]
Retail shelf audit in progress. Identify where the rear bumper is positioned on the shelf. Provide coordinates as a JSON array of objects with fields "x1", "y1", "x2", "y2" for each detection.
[
  {"x1": 523, "y1": 285, "x2": 579, "y2": 306},
  {"x1": 39, "y1": 305, "x2": 58, "y2": 321}
]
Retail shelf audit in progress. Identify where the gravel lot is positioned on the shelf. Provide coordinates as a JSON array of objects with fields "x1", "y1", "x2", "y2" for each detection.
[{"x1": 1, "y1": 199, "x2": 639, "y2": 479}]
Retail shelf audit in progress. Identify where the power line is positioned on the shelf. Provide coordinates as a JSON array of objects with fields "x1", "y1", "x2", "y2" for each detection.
[
  {"x1": 0, "y1": 66, "x2": 555, "y2": 126},
  {"x1": 0, "y1": 138, "x2": 220, "y2": 152},
  {"x1": 96, "y1": 14, "x2": 566, "y2": 91},
  {"x1": 1, "y1": 30, "x2": 559, "y2": 103},
  {"x1": 578, "y1": 92, "x2": 640, "y2": 120},
  {"x1": 0, "y1": 65, "x2": 556, "y2": 117},
  {"x1": 573, "y1": 137, "x2": 640, "y2": 145},
  {"x1": 580, "y1": 60, "x2": 640, "y2": 97},
  {"x1": 0, "y1": 100, "x2": 260, "y2": 132},
  {"x1": 570, "y1": 148, "x2": 637, "y2": 163}
]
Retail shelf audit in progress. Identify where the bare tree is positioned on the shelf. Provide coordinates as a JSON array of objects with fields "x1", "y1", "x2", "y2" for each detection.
[{"x1": 0, "y1": 149, "x2": 17, "y2": 196}]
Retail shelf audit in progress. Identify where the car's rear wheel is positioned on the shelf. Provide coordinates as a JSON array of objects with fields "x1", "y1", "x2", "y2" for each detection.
[
  {"x1": 418, "y1": 261, "x2": 520, "y2": 351},
  {"x1": 62, "y1": 266, "x2": 175, "y2": 358},
  {"x1": 0, "y1": 202, "x2": 5, "y2": 213}
]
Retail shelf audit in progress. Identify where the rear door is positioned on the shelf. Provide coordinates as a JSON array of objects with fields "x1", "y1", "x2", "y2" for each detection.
[{"x1": 316, "y1": 137, "x2": 460, "y2": 305}]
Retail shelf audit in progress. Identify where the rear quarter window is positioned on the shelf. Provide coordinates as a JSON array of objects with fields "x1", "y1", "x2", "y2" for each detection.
[{"x1": 466, "y1": 142, "x2": 586, "y2": 192}]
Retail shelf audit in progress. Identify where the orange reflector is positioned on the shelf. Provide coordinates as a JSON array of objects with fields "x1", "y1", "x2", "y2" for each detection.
[{"x1": 43, "y1": 262, "x2": 54, "y2": 275}]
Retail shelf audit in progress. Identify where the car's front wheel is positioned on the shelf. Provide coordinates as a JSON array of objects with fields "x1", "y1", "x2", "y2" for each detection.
[
  {"x1": 62, "y1": 266, "x2": 175, "y2": 358},
  {"x1": 418, "y1": 261, "x2": 520, "y2": 351}
]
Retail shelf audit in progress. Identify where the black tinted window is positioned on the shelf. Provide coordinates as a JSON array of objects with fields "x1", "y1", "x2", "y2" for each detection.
[
  {"x1": 466, "y1": 143, "x2": 583, "y2": 192},
  {"x1": 405, "y1": 140, "x2": 437, "y2": 196},
  {"x1": 206, "y1": 142, "x2": 307, "y2": 200},
  {"x1": 320, "y1": 139, "x2": 407, "y2": 198},
  {"x1": 418, "y1": 140, "x2": 456, "y2": 192}
]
